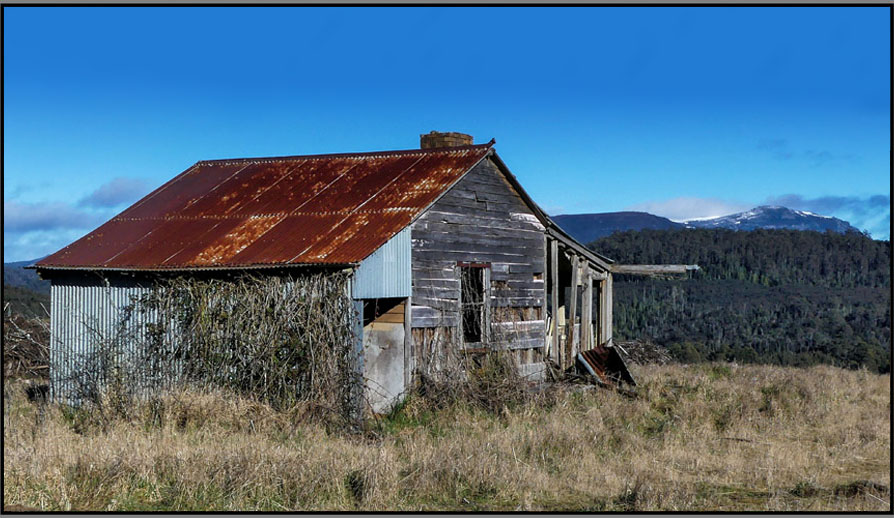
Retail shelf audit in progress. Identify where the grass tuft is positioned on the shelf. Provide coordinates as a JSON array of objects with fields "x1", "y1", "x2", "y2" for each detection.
[{"x1": 3, "y1": 363, "x2": 889, "y2": 511}]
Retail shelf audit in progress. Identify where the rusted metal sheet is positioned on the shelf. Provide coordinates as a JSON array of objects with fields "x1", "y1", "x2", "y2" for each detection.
[
  {"x1": 37, "y1": 144, "x2": 492, "y2": 270},
  {"x1": 577, "y1": 344, "x2": 637, "y2": 387}
]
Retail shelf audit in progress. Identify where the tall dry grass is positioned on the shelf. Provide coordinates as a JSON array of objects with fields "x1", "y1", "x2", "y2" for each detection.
[{"x1": 3, "y1": 362, "x2": 890, "y2": 511}]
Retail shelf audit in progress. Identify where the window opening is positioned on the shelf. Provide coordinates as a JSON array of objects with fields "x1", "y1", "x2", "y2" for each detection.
[{"x1": 460, "y1": 265, "x2": 486, "y2": 344}]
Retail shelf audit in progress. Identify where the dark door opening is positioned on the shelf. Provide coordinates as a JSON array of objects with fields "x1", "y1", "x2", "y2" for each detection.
[{"x1": 460, "y1": 265, "x2": 486, "y2": 344}]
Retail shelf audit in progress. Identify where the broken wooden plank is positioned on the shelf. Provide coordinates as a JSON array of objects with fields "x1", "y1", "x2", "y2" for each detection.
[{"x1": 611, "y1": 264, "x2": 700, "y2": 275}]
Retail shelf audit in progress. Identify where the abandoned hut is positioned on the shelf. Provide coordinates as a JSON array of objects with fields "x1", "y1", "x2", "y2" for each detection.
[{"x1": 34, "y1": 131, "x2": 642, "y2": 413}]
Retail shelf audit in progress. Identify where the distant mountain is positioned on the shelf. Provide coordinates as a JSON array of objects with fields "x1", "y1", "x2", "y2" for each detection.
[
  {"x1": 551, "y1": 212, "x2": 684, "y2": 243},
  {"x1": 552, "y1": 206, "x2": 860, "y2": 243},
  {"x1": 683, "y1": 206, "x2": 860, "y2": 233},
  {"x1": 3, "y1": 258, "x2": 50, "y2": 294}
]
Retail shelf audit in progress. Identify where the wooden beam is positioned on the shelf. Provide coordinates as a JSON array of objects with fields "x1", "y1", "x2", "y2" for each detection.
[
  {"x1": 594, "y1": 280, "x2": 601, "y2": 345},
  {"x1": 352, "y1": 299, "x2": 365, "y2": 419},
  {"x1": 549, "y1": 239, "x2": 559, "y2": 363},
  {"x1": 541, "y1": 234, "x2": 548, "y2": 359},
  {"x1": 483, "y1": 266, "x2": 492, "y2": 345},
  {"x1": 455, "y1": 265, "x2": 463, "y2": 351},
  {"x1": 605, "y1": 274, "x2": 613, "y2": 344},
  {"x1": 581, "y1": 266, "x2": 593, "y2": 353},
  {"x1": 565, "y1": 254, "x2": 579, "y2": 370},
  {"x1": 404, "y1": 296, "x2": 413, "y2": 388},
  {"x1": 597, "y1": 279, "x2": 606, "y2": 344},
  {"x1": 611, "y1": 264, "x2": 700, "y2": 275}
]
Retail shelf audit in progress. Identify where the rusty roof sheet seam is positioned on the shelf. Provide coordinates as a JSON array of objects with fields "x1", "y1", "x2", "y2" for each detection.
[
  {"x1": 241, "y1": 160, "x2": 371, "y2": 264},
  {"x1": 285, "y1": 161, "x2": 363, "y2": 217},
  {"x1": 179, "y1": 163, "x2": 253, "y2": 214},
  {"x1": 120, "y1": 162, "x2": 202, "y2": 217},
  {"x1": 109, "y1": 207, "x2": 420, "y2": 222},
  {"x1": 188, "y1": 215, "x2": 287, "y2": 266},
  {"x1": 284, "y1": 153, "x2": 428, "y2": 263},
  {"x1": 101, "y1": 226, "x2": 159, "y2": 265},
  {"x1": 159, "y1": 219, "x2": 245, "y2": 266},
  {"x1": 223, "y1": 162, "x2": 301, "y2": 215}
]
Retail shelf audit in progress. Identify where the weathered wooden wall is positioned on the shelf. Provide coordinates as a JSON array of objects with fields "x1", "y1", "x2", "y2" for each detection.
[{"x1": 410, "y1": 157, "x2": 547, "y2": 373}]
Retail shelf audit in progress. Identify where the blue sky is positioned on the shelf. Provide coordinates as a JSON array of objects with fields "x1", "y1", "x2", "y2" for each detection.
[{"x1": 3, "y1": 6, "x2": 890, "y2": 261}]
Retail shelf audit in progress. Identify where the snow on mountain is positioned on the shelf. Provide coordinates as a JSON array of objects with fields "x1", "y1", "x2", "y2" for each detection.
[
  {"x1": 682, "y1": 206, "x2": 858, "y2": 233},
  {"x1": 551, "y1": 206, "x2": 861, "y2": 245}
]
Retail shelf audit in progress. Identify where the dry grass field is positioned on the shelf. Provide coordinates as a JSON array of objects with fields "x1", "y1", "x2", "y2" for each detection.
[{"x1": 3, "y1": 362, "x2": 890, "y2": 511}]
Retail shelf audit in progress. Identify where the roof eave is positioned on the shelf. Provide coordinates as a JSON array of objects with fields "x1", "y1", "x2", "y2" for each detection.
[
  {"x1": 486, "y1": 150, "x2": 616, "y2": 268},
  {"x1": 30, "y1": 262, "x2": 359, "y2": 273}
]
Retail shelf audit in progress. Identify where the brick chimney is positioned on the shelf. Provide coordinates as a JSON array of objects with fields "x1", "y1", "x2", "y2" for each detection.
[{"x1": 420, "y1": 131, "x2": 474, "y2": 149}]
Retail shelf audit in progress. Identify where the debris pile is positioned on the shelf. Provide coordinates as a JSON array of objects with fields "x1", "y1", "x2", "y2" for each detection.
[
  {"x1": 612, "y1": 340, "x2": 673, "y2": 366},
  {"x1": 578, "y1": 345, "x2": 637, "y2": 387},
  {"x1": 3, "y1": 304, "x2": 50, "y2": 380}
]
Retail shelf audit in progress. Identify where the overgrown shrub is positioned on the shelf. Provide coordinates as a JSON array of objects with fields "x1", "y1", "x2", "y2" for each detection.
[
  {"x1": 411, "y1": 350, "x2": 547, "y2": 417},
  {"x1": 63, "y1": 271, "x2": 361, "y2": 428}
]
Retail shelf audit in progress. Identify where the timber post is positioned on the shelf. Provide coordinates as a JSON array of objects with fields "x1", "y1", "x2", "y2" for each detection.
[
  {"x1": 550, "y1": 239, "x2": 559, "y2": 364},
  {"x1": 565, "y1": 254, "x2": 579, "y2": 370},
  {"x1": 604, "y1": 274, "x2": 612, "y2": 344},
  {"x1": 581, "y1": 265, "x2": 593, "y2": 352}
]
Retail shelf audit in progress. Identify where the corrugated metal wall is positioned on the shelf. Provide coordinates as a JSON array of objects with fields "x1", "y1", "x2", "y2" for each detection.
[
  {"x1": 49, "y1": 273, "x2": 161, "y2": 402},
  {"x1": 352, "y1": 226, "x2": 411, "y2": 299},
  {"x1": 48, "y1": 266, "x2": 385, "y2": 403}
]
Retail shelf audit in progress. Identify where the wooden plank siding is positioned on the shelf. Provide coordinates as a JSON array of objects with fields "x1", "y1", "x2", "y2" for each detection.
[
  {"x1": 410, "y1": 157, "x2": 547, "y2": 371},
  {"x1": 549, "y1": 239, "x2": 559, "y2": 363}
]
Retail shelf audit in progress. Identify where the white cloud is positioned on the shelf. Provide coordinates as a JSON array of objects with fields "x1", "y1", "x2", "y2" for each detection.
[
  {"x1": 2, "y1": 228, "x2": 93, "y2": 263},
  {"x1": 3, "y1": 200, "x2": 103, "y2": 233},
  {"x1": 626, "y1": 197, "x2": 752, "y2": 222},
  {"x1": 3, "y1": 200, "x2": 110, "y2": 262},
  {"x1": 78, "y1": 177, "x2": 151, "y2": 208},
  {"x1": 764, "y1": 193, "x2": 890, "y2": 240}
]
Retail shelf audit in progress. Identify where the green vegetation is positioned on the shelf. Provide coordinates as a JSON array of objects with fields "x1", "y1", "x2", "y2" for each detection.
[
  {"x1": 3, "y1": 260, "x2": 49, "y2": 294},
  {"x1": 3, "y1": 284, "x2": 50, "y2": 319},
  {"x1": 592, "y1": 228, "x2": 889, "y2": 288},
  {"x1": 590, "y1": 229, "x2": 891, "y2": 373}
]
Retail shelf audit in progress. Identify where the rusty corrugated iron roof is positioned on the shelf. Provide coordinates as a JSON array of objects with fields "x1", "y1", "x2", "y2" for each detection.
[
  {"x1": 577, "y1": 345, "x2": 637, "y2": 387},
  {"x1": 36, "y1": 143, "x2": 493, "y2": 270}
]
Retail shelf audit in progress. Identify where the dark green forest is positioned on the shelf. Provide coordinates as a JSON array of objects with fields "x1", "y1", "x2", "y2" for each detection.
[
  {"x1": 590, "y1": 229, "x2": 891, "y2": 373},
  {"x1": 2, "y1": 284, "x2": 50, "y2": 319}
]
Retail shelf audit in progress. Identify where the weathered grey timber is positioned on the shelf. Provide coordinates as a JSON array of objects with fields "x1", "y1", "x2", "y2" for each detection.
[
  {"x1": 581, "y1": 266, "x2": 593, "y2": 350},
  {"x1": 565, "y1": 254, "x2": 580, "y2": 366},
  {"x1": 410, "y1": 157, "x2": 547, "y2": 372},
  {"x1": 549, "y1": 240, "x2": 559, "y2": 362},
  {"x1": 611, "y1": 264, "x2": 700, "y2": 275}
]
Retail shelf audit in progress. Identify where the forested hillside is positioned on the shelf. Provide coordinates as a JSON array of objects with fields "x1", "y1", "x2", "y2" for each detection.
[
  {"x1": 590, "y1": 229, "x2": 891, "y2": 373},
  {"x1": 3, "y1": 285, "x2": 51, "y2": 318},
  {"x1": 3, "y1": 259, "x2": 50, "y2": 294}
]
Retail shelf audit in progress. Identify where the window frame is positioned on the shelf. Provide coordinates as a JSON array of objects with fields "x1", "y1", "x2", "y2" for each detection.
[{"x1": 457, "y1": 262, "x2": 491, "y2": 346}]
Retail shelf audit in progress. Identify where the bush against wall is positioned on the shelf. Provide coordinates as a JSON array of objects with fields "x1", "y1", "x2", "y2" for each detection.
[{"x1": 67, "y1": 271, "x2": 361, "y2": 425}]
